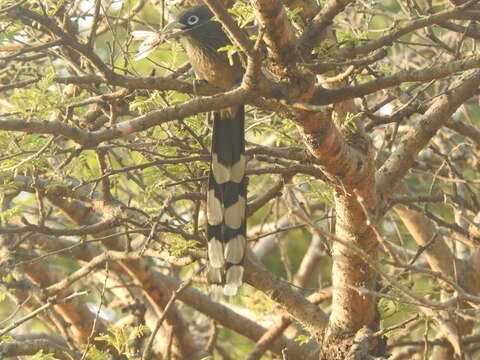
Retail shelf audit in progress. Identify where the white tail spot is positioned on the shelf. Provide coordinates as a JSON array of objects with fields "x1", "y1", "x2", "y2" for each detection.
[
  {"x1": 224, "y1": 197, "x2": 245, "y2": 229},
  {"x1": 212, "y1": 153, "x2": 231, "y2": 184},
  {"x1": 226, "y1": 265, "x2": 244, "y2": 286},
  {"x1": 208, "y1": 237, "x2": 225, "y2": 268},
  {"x1": 230, "y1": 155, "x2": 246, "y2": 183},
  {"x1": 207, "y1": 266, "x2": 222, "y2": 284},
  {"x1": 224, "y1": 235, "x2": 246, "y2": 264},
  {"x1": 207, "y1": 189, "x2": 223, "y2": 225},
  {"x1": 223, "y1": 283, "x2": 239, "y2": 296}
]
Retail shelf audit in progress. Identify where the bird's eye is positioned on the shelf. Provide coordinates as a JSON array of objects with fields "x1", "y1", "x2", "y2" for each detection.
[{"x1": 186, "y1": 15, "x2": 199, "y2": 25}]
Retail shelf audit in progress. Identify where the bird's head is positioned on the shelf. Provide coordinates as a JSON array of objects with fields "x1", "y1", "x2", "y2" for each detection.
[{"x1": 162, "y1": 5, "x2": 215, "y2": 39}]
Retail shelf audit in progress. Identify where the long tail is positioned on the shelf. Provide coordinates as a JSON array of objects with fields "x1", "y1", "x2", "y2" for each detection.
[{"x1": 206, "y1": 105, "x2": 247, "y2": 296}]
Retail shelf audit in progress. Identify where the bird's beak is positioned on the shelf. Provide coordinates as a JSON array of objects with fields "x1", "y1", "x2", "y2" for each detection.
[{"x1": 162, "y1": 20, "x2": 187, "y2": 38}]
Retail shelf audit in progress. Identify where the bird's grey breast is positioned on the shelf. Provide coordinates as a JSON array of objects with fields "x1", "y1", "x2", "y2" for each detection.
[{"x1": 180, "y1": 23, "x2": 243, "y2": 89}]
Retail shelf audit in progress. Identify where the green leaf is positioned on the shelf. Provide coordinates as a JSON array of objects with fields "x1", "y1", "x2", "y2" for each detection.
[
  {"x1": 9, "y1": 68, "x2": 60, "y2": 120},
  {"x1": 217, "y1": 44, "x2": 239, "y2": 66},
  {"x1": 379, "y1": 298, "x2": 398, "y2": 319},
  {"x1": 332, "y1": 111, "x2": 361, "y2": 134},
  {"x1": 94, "y1": 325, "x2": 148, "y2": 356},
  {"x1": 28, "y1": 350, "x2": 59, "y2": 360},
  {"x1": 168, "y1": 235, "x2": 199, "y2": 257},
  {"x1": 286, "y1": 7, "x2": 305, "y2": 27},
  {"x1": 129, "y1": 93, "x2": 161, "y2": 115},
  {"x1": 82, "y1": 345, "x2": 109, "y2": 360},
  {"x1": 294, "y1": 334, "x2": 313, "y2": 345},
  {"x1": 0, "y1": 21, "x2": 23, "y2": 43},
  {"x1": 30, "y1": 0, "x2": 68, "y2": 16},
  {"x1": 336, "y1": 31, "x2": 369, "y2": 48},
  {"x1": 0, "y1": 206, "x2": 23, "y2": 223},
  {"x1": 0, "y1": 335, "x2": 15, "y2": 343},
  {"x1": 301, "y1": 179, "x2": 334, "y2": 206},
  {"x1": 228, "y1": 2, "x2": 256, "y2": 28}
]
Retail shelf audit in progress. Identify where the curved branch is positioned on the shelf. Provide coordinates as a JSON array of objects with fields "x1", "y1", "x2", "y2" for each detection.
[
  {"x1": 0, "y1": 339, "x2": 81, "y2": 360},
  {"x1": 243, "y1": 252, "x2": 329, "y2": 339},
  {"x1": 313, "y1": 54, "x2": 480, "y2": 105},
  {"x1": 0, "y1": 87, "x2": 247, "y2": 146},
  {"x1": 336, "y1": 0, "x2": 478, "y2": 59},
  {"x1": 250, "y1": 0, "x2": 298, "y2": 67},
  {"x1": 376, "y1": 70, "x2": 480, "y2": 205},
  {"x1": 299, "y1": 0, "x2": 355, "y2": 53}
]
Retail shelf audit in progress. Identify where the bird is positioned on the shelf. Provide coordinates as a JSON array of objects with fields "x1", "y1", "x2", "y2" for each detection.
[{"x1": 163, "y1": 5, "x2": 247, "y2": 296}]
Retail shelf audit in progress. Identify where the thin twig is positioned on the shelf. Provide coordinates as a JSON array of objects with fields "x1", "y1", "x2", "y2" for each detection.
[
  {"x1": 142, "y1": 266, "x2": 203, "y2": 359},
  {"x1": 0, "y1": 136, "x2": 55, "y2": 173},
  {"x1": 0, "y1": 291, "x2": 87, "y2": 337}
]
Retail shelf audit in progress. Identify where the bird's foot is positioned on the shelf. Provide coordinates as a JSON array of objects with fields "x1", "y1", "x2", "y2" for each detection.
[{"x1": 192, "y1": 79, "x2": 209, "y2": 95}]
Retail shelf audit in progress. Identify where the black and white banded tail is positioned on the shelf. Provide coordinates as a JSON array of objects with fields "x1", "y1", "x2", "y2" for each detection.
[{"x1": 206, "y1": 105, "x2": 247, "y2": 296}]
